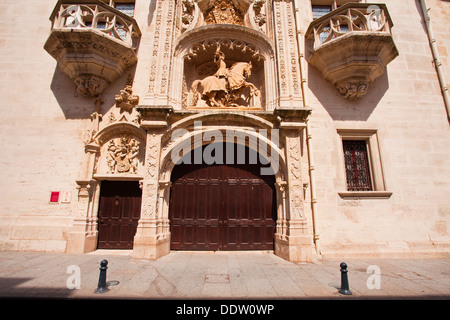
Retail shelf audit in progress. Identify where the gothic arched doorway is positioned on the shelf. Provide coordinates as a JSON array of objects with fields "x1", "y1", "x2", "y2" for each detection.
[{"x1": 169, "y1": 143, "x2": 276, "y2": 251}]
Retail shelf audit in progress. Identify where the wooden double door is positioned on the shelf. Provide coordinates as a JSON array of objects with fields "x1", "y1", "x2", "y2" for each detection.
[
  {"x1": 97, "y1": 181, "x2": 142, "y2": 249},
  {"x1": 169, "y1": 144, "x2": 277, "y2": 251}
]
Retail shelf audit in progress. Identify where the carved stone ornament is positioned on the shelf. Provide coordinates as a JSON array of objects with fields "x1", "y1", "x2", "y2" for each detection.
[
  {"x1": 115, "y1": 85, "x2": 140, "y2": 113},
  {"x1": 204, "y1": 0, "x2": 244, "y2": 25},
  {"x1": 181, "y1": 0, "x2": 196, "y2": 30},
  {"x1": 181, "y1": 0, "x2": 266, "y2": 33},
  {"x1": 337, "y1": 80, "x2": 369, "y2": 99},
  {"x1": 106, "y1": 135, "x2": 140, "y2": 174},
  {"x1": 75, "y1": 75, "x2": 108, "y2": 97},
  {"x1": 252, "y1": 0, "x2": 266, "y2": 27}
]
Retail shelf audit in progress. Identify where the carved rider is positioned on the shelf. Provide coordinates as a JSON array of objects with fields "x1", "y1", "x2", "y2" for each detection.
[
  {"x1": 213, "y1": 45, "x2": 229, "y2": 79},
  {"x1": 191, "y1": 44, "x2": 259, "y2": 108}
]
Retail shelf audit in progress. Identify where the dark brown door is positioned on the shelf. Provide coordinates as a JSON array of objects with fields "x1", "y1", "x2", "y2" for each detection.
[
  {"x1": 169, "y1": 143, "x2": 276, "y2": 251},
  {"x1": 97, "y1": 181, "x2": 142, "y2": 249}
]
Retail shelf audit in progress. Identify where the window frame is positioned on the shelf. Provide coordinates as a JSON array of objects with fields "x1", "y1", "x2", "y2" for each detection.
[
  {"x1": 312, "y1": 5, "x2": 332, "y2": 20},
  {"x1": 342, "y1": 139, "x2": 373, "y2": 192},
  {"x1": 310, "y1": 0, "x2": 365, "y2": 19},
  {"x1": 337, "y1": 129, "x2": 392, "y2": 199},
  {"x1": 114, "y1": 2, "x2": 136, "y2": 17},
  {"x1": 100, "y1": 0, "x2": 136, "y2": 17}
]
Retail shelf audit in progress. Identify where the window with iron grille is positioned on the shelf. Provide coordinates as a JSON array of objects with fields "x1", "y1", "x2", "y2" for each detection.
[{"x1": 342, "y1": 140, "x2": 373, "y2": 191}]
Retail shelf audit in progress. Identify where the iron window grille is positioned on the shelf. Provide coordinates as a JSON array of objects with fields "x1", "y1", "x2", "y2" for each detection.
[{"x1": 342, "y1": 140, "x2": 373, "y2": 191}]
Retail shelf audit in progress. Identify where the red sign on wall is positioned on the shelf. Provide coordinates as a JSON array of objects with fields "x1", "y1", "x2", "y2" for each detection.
[{"x1": 50, "y1": 191, "x2": 60, "y2": 203}]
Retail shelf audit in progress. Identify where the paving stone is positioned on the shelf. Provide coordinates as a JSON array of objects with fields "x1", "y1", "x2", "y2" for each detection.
[{"x1": 0, "y1": 251, "x2": 449, "y2": 299}]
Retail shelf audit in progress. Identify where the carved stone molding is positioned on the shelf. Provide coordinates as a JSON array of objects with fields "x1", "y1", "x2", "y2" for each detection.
[
  {"x1": 273, "y1": 0, "x2": 302, "y2": 106},
  {"x1": 146, "y1": 0, "x2": 176, "y2": 104},
  {"x1": 285, "y1": 130, "x2": 304, "y2": 220}
]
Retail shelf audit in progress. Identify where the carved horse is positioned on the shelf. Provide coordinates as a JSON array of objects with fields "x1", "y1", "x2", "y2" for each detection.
[{"x1": 191, "y1": 61, "x2": 259, "y2": 108}]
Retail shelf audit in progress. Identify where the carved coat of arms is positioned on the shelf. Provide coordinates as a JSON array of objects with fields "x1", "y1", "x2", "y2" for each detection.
[{"x1": 106, "y1": 135, "x2": 140, "y2": 174}]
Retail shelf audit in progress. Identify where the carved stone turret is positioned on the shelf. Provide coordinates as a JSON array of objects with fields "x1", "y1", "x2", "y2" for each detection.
[
  {"x1": 306, "y1": 3, "x2": 399, "y2": 99},
  {"x1": 44, "y1": 0, "x2": 141, "y2": 97}
]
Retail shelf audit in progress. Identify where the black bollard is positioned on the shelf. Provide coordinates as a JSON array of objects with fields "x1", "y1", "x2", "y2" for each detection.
[
  {"x1": 338, "y1": 262, "x2": 352, "y2": 295},
  {"x1": 94, "y1": 259, "x2": 109, "y2": 294}
]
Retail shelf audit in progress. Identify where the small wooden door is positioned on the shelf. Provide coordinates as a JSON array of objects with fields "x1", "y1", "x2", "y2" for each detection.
[
  {"x1": 169, "y1": 144, "x2": 276, "y2": 251},
  {"x1": 97, "y1": 181, "x2": 142, "y2": 249}
]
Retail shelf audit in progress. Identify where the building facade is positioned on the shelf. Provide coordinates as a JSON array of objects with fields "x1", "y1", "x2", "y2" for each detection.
[{"x1": 0, "y1": 0, "x2": 449, "y2": 261}]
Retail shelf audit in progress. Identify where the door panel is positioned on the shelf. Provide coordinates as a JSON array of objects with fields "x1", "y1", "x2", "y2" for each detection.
[
  {"x1": 97, "y1": 181, "x2": 142, "y2": 249},
  {"x1": 169, "y1": 143, "x2": 276, "y2": 251}
]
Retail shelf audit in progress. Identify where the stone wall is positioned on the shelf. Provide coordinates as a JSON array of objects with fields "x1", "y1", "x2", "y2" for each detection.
[
  {"x1": 0, "y1": 0, "x2": 448, "y2": 259},
  {"x1": 301, "y1": 0, "x2": 450, "y2": 258}
]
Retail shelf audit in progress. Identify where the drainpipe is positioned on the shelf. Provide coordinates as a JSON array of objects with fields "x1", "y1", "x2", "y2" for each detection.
[
  {"x1": 293, "y1": 0, "x2": 321, "y2": 258},
  {"x1": 419, "y1": 0, "x2": 450, "y2": 124}
]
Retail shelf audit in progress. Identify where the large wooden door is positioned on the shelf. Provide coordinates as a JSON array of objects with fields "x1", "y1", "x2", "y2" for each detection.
[
  {"x1": 97, "y1": 181, "x2": 142, "y2": 249},
  {"x1": 169, "y1": 144, "x2": 276, "y2": 251}
]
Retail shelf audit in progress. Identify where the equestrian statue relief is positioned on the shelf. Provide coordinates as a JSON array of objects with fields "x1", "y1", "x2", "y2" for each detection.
[{"x1": 191, "y1": 45, "x2": 259, "y2": 108}]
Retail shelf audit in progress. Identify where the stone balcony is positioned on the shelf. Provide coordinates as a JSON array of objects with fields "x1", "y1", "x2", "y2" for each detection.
[
  {"x1": 305, "y1": 3, "x2": 399, "y2": 99},
  {"x1": 44, "y1": 0, "x2": 141, "y2": 97}
]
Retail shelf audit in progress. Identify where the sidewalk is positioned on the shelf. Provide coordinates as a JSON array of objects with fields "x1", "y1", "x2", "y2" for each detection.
[{"x1": 0, "y1": 250, "x2": 449, "y2": 299}]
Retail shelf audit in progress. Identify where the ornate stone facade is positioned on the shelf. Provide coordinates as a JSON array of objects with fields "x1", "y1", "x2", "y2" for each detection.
[{"x1": 1, "y1": 0, "x2": 449, "y2": 262}]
